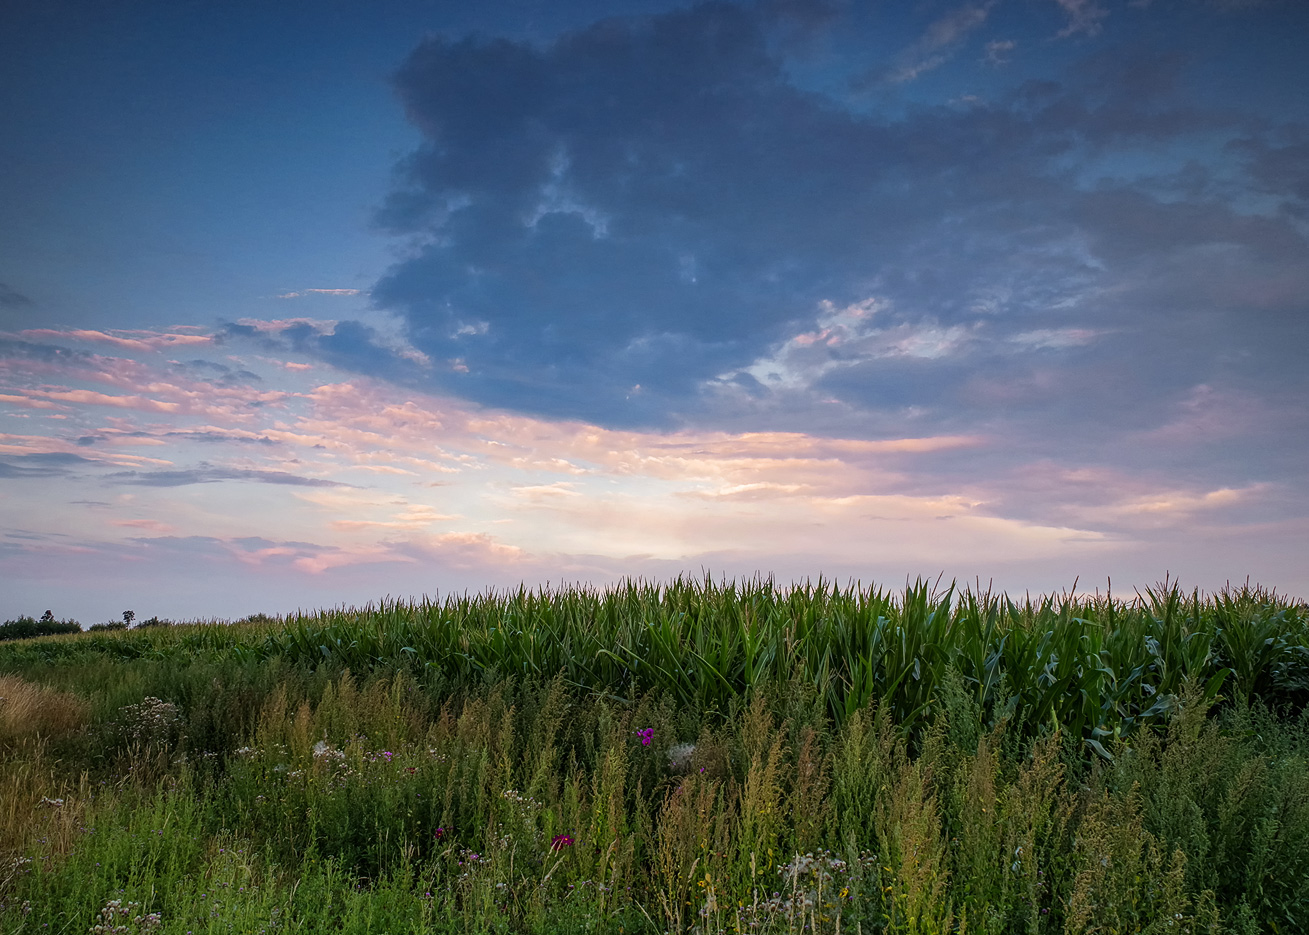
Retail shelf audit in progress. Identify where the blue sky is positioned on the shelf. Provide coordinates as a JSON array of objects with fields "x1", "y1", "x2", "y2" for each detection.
[{"x1": 2, "y1": 0, "x2": 1307, "y2": 624}]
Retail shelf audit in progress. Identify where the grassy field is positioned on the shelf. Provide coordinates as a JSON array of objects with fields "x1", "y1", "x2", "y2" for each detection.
[{"x1": 1, "y1": 576, "x2": 1307, "y2": 933}]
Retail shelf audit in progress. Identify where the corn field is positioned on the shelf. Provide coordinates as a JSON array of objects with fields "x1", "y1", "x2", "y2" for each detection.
[
  {"x1": 1, "y1": 575, "x2": 1307, "y2": 933},
  {"x1": 32, "y1": 575, "x2": 1309, "y2": 749}
]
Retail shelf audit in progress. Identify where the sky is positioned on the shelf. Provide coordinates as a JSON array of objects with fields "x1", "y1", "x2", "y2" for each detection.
[{"x1": 2, "y1": 0, "x2": 1307, "y2": 624}]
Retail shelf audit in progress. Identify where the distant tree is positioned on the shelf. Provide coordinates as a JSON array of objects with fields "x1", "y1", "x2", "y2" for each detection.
[
  {"x1": 134, "y1": 616, "x2": 173, "y2": 629},
  {"x1": 123, "y1": 610, "x2": 136, "y2": 626},
  {"x1": 0, "y1": 615, "x2": 82, "y2": 641},
  {"x1": 88, "y1": 621, "x2": 128, "y2": 632}
]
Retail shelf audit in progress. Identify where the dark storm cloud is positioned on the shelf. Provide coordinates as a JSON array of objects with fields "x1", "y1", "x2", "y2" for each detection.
[
  {"x1": 355, "y1": 0, "x2": 1309, "y2": 448},
  {"x1": 105, "y1": 466, "x2": 352, "y2": 488}
]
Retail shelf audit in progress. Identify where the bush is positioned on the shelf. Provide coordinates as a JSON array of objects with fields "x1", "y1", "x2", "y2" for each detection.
[
  {"x1": 88, "y1": 621, "x2": 129, "y2": 632},
  {"x1": 134, "y1": 617, "x2": 174, "y2": 629},
  {"x1": 237, "y1": 613, "x2": 277, "y2": 625},
  {"x1": 0, "y1": 614, "x2": 82, "y2": 641}
]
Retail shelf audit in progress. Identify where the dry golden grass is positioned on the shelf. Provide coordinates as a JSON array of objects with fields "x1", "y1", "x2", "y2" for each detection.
[
  {"x1": 0, "y1": 737, "x2": 92, "y2": 899},
  {"x1": 0, "y1": 674, "x2": 89, "y2": 741},
  {"x1": 0, "y1": 679, "x2": 92, "y2": 899}
]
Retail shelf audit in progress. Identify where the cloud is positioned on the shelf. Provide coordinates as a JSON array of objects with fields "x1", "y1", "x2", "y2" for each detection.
[
  {"x1": 113, "y1": 519, "x2": 176, "y2": 533},
  {"x1": 2, "y1": 2, "x2": 1304, "y2": 609},
  {"x1": 360, "y1": 0, "x2": 1302, "y2": 445},
  {"x1": 25, "y1": 389, "x2": 182, "y2": 414},
  {"x1": 222, "y1": 316, "x2": 431, "y2": 370},
  {"x1": 168, "y1": 359, "x2": 262, "y2": 385},
  {"x1": 0, "y1": 336, "x2": 96, "y2": 366},
  {"x1": 983, "y1": 39, "x2": 1016, "y2": 66},
  {"x1": 162, "y1": 429, "x2": 278, "y2": 445},
  {"x1": 105, "y1": 466, "x2": 353, "y2": 488},
  {"x1": 0, "y1": 432, "x2": 174, "y2": 467},
  {"x1": 881, "y1": 3, "x2": 996, "y2": 84},
  {"x1": 0, "y1": 451, "x2": 98, "y2": 477},
  {"x1": 0, "y1": 461, "x2": 54, "y2": 478},
  {"x1": 115, "y1": 529, "x2": 530, "y2": 577},
  {"x1": 276, "y1": 289, "x2": 365, "y2": 298},
  {"x1": 1053, "y1": 0, "x2": 1109, "y2": 38},
  {"x1": 18, "y1": 329, "x2": 214, "y2": 352},
  {"x1": 0, "y1": 393, "x2": 67, "y2": 411},
  {"x1": 1007, "y1": 328, "x2": 1103, "y2": 349},
  {"x1": 0, "y1": 284, "x2": 32, "y2": 308},
  {"x1": 1230, "y1": 130, "x2": 1309, "y2": 216}
]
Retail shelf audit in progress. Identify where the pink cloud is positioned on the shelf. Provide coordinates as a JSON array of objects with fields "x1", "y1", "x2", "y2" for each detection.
[
  {"x1": 0, "y1": 432, "x2": 173, "y2": 465},
  {"x1": 113, "y1": 519, "x2": 176, "y2": 533},
  {"x1": 0, "y1": 393, "x2": 67, "y2": 410},
  {"x1": 270, "y1": 380, "x2": 987, "y2": 499},
  {"x1": 236, "y1": 317, "x2": 336, "y2": 334},
  {"x1": 35, "y1": 389, "x2": 182, "y2": 413},
  {"x1": 18, "y1": 329, "x2": 214, "y2": 351},
  {"x1": 330, "y1": 504, "x2": 456, "y2": 531}
]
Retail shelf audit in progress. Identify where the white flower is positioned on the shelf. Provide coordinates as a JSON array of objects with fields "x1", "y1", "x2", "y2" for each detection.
[{"x1": 667, "y1": 743, "x2": 696, "y2": 770}]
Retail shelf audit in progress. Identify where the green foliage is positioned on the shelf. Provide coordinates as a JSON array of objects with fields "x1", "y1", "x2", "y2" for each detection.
[
  {"x1": 13, "y1": 575, "x2": 1304, "y2": 746},
  {"x1": 132, "y1": 617, "x2": 173, "y2": 629},
  {"x1": 0, "y1": 614, "x2": 81, "y2": 641},
  {"x1": 1, "y1": 576, "x2": 1307, "y2": 933},
  {"x1": 88, "y1": 621, "x2": 128, "y2": 632}
]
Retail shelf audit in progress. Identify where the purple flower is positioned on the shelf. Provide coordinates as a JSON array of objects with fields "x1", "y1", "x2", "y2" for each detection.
[
  {"x1": 637, "y1": 728, "x2": 654, "y2": 746},
  {"x1": 551, "y1": 834, "x2": 575, "y2": 851}
]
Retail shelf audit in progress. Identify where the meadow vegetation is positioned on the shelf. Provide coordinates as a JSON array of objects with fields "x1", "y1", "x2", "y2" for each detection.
[{"x1": 1, "y1": 576, "x2": 1307, "y2": 933}]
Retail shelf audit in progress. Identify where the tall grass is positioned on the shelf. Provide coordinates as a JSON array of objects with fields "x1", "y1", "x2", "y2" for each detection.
[{"x1": 1, "y1": 576, "x2": 1307, "y2": 932}]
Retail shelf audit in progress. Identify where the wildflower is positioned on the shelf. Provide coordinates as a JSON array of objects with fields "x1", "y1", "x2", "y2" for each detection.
[
  {"x1": 636, "y1": 727, "x2": 654, "y2": 746},
  {"x1": 433, "y1": 827, "x2": 445, "y2": 841},
  {"x1": 551, "y1": 834, "x2": 575, "y2": 851},
  {"x1": 667, "y1": 742, "x2": 695, "y2": 770},
  {"x1": 311, "y1": 741, "x2": 336, "y2": 758}
]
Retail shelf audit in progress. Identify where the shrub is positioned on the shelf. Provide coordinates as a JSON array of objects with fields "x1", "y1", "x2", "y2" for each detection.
[
  {"x1": 89, "y1": 621, "x2": 129, "y2": 632},
  {"x1": 0, "y1": 614, "x2": 81, "y2": 641},
  {"x1": 236, "y1": 613, "x2": 278, "y2": 625},
  {"x1": 133, "y1": 617, "x2": 173, "y2": 629}
]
